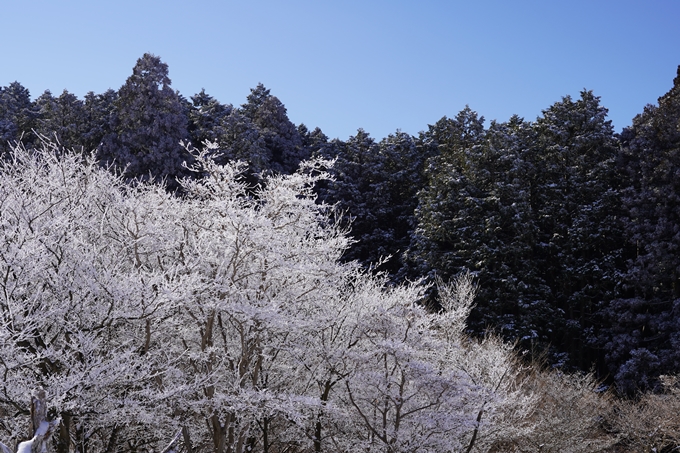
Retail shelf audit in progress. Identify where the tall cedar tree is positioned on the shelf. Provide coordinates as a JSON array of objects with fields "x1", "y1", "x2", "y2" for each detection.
[
  {"x1": 81, "y1": 89, "x2": 118, "y2": 152},
  {"x1": 240, "y1": 83, "x2": 308, "y2": 174},
  {"x1": 405, "y1": 107, "x2": 488, "y2": 287},
  {"x1": 98, "y1": 53, "x2": 190, "y2": 191},
  {"x1": 0, "y1": 82, "x2": 39, "y2": 154},
  {"x1": 407, "y1": 110, "x2": 557, "y2": 348},
  {"x1": 408, "y1": 97, "x2": 624, "y2": 372},
  {"x1": 187, "y1": 89, "x2": 233, "y2": 148},
  {"x1": 530, "y1": 91, "x2": 625, "y2": 370},
  {"x1": 34, "y1": 89, "x2": 88, "y2": 151},
  {"x1": 316, "y1": 130, "x2": 428, "y2": 278},
  {"x1": 603, "y1": 66, "x2": 680, "y2": 393}
]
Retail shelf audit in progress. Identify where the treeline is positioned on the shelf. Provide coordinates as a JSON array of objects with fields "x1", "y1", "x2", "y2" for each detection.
[{"x1": 2, "y1": 54, "x2": 680, "y2": 393}]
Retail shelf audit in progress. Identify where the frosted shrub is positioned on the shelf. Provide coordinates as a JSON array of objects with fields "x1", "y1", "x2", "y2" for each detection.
[
  {"x1": 612, "y1": 375, "x2": 680, "y2": 452},
  {"x1": 516, "y1": 370, "x2": 617, "y2": 453}
]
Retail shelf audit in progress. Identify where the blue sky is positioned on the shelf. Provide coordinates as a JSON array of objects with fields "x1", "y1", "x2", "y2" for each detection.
[{"x1": 2, "y1": 1, "x2": 679, "y2": 140}]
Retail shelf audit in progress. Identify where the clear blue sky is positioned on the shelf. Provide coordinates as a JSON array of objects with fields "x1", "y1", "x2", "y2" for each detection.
[{"x1": 2, "y1": 1, "x2": 679, "y2": 140}]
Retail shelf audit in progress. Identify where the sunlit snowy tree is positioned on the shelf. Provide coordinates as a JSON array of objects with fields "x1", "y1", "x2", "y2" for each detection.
[{"x1": 0, "y1": 142, "x2": 182, "y2": 451}]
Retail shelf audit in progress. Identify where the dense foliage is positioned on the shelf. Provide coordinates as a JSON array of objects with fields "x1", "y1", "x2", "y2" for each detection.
[
  {"x1": 2, "y1": 54, "x2": 680, "y2": 398},
  {"x1": 1, "y1": 140, "x2": 627, "y2": 453}
]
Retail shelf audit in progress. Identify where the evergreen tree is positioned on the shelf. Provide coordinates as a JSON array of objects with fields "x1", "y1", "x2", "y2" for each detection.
[
  {"x1": 465, "y1": 116, "x2": 551, "y2": 347},
  {"x1": 187, "y1": 88, "x2": 233, "y2": 147},
  {"x1": 240, "y1": 83, "x2": 307, "y2": 174},
  {"x1": 214, "y1": 109, "x2": 271, "y2": 183},
  {"x1": 603, "y1": 67, "x2": 680, "y2": 392},
  {"x1": 529, "y1": 91, "x2": 624, "y2": 369},
  {"x1": 98, "y1": 53, "x2": 190, "y2": 190},
  {"x1": 185, "y1": 89, "x2": 258, "y2": 179},
  {"x1": 298, "y1": 123, "x2": 329, "y2": 159},
  {"x1": 407, "y1": 97, "x2": 623, "y2": 371},
  {"x1": 82, "y1": 89, "x2": 118, "y2": 152},
  {"x1": 406, "y1": 110, "x2": 554, "y2": 346},
  {"x1": 318, "y1": 129, "x2": 427, "y2": 278},
  {"x1": 405, "y1": 107, "x2": 487, "y2": 284},
  {"x1": 373, "y1": 131, "x2": 429, "y2": 277},
  {"x1": 34, "y1": 89, "x2": 87, "y2": 150},
  {"x1": 0, "y1": 82, "x2": 38, "y2": 154},
  {"x1": 316, "y1": 130, "x2": 379, "y2": 263}
]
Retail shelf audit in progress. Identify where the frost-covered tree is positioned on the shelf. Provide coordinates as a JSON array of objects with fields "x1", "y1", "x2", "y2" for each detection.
[
  {"x1": 0, "y1": 141, "x2": 181, "y2": 451},
  {"x1": 156, "y1": 148, "x2": 354, "y2": 453},
  {"x1": 98, "y1": 53, "x2": 190, "y2": 190}
]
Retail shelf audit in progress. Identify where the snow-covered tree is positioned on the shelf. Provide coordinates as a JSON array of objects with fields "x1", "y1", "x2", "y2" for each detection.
[
  {"x1": 0, "y1": 141, "x2": 182, "y2": 451},
  {"x1": 0, "y1": 137, "x2": 620, "y2": 452}
]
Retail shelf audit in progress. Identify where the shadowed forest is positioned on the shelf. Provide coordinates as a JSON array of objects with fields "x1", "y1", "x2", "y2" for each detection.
[{"x1": 1, "y1": 54, "x2": 680, "y2": 452}]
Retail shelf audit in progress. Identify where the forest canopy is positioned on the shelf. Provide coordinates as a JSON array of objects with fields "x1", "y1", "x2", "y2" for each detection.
[{"x1": 2, "y1": 54, "x2": 680, "y2": 451}]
